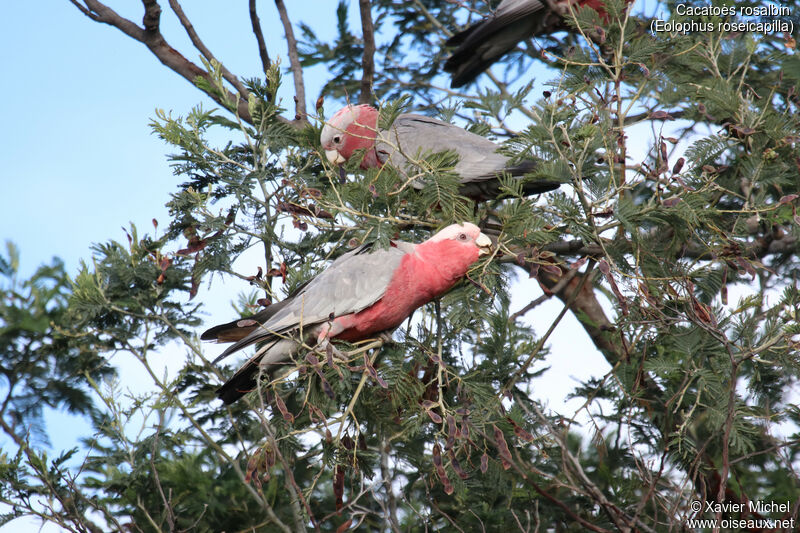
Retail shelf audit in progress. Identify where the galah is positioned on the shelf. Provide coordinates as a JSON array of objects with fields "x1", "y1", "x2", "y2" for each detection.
[
  {"x1": 203, "y1": 223, "x2": 492, "y2": 404},
  {"x1": 444, "y1": 0, "x2": 634, "y2": 88},
  {"x1": 320, "y1": 104, "x2": 560, "y2": 202}
]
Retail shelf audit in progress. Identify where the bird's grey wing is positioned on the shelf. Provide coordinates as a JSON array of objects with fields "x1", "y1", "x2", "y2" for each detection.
[
  {"x1": 209, "y1": 243, "x2": 404, "y2": 363},
  {"x1": 267, "y1": 244, "x2": 408, "y2": 330},
  {"x1": 212, "y1": 243, "x2": 410, "y2": 363},
  {"x1": 376, "y1": 114, "x2": 511, "y2": 184},
  {"x1": 213, "y1": 241, "x2": 413, "y2": 403},
  {"x1": 495, "y1": 0, "x2": 546, "y2": 19}
]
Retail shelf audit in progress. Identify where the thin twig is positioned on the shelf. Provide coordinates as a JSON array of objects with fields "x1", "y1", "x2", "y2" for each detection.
[
  {"x1": 715, "y1": 361, "x2": 739, "y2": 525},
  {"x1": 249, "y1": 0, "x2": 271, "y2": 75},
  {"x1": 358, "y1": 0, "x2": 376, "y2": 104},
  {"x1": 380, "y1": 436, "x2": 401, "y2": 533},
  {"x1": 508, "y1": 266, "x2": 580, "y2": 323},
  {"x1": 69, "y1": 0, "x2": 308, "y2": 126},
  {"x1": 150, "y1": 419, "x2": 177, "y2": 532},
  {"x1": 68, "y1": 0, "x2": 99, "y2": 19},
  {"x1": 529, "y1": 402, "x2": 648, "y2": 532},
  {"x1": 274, "y1": 0, "x2": 308, "y2": 121},
  {"x1": 167, "y1": 0, "x2": 249, "y2": 96},
  {"x1": 504, "y1": 260, "x2": 597, "y2": 393},
  {"x1": 0, "y1": 416, "x2": 107, "y2": 533}
]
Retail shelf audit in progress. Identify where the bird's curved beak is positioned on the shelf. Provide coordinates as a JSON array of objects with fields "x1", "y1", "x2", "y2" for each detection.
[
  {"x1": 476, "y1": 232, "x2": 492, "y2": 256},
  {"x1": 325, "y1": 149, "x2": 346, "y2": 165}
]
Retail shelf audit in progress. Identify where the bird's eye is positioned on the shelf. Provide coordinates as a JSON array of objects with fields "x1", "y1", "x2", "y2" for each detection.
[
  {"x1": 333, "y1": 135, "x2": 342, "y2": 144},
  {"x1": 458, "y1": 233, "x2": 468, "y2": 241}
]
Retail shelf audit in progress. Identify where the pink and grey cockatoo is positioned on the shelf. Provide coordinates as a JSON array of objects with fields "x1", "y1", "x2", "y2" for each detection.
[
  {"x1": 319, "y1": 104, "x2": 560, "y2": 202},
  {"x1": 444, "y1": 0, "x2": 634, "y2": 88},
  {"x1": 202, "y1": 223, "x2": 492, "y2": 404}
]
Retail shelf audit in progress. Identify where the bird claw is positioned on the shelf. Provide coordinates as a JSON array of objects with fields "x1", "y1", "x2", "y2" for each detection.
[
  {"x1": 330, "y1": 345, "x2": 348, "y2": 361},
  {"x1": 377, "y1": 331, "x2": 395, "y2": 344},
  {"x1": 317, "y1": 339, "x2": 348, "y2": 363}
]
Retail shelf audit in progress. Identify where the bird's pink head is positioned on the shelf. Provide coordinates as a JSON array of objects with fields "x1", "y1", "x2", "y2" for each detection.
[
  {"x1": 320, "y1": 105, "x2": 380, "y2": 169},
  {"x1": 416, "y1": 223, "x2": 493, "y2": 284}
]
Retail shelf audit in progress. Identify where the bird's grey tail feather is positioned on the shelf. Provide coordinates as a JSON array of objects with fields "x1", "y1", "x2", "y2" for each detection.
[
  {"x1": 201, "y1": 293, "x2": 304, "y2": 344},
  {"x1": 200, "y1": 318, "x2": 258, "y2": 342},
  {"x1": 211, "y1": 329, "x2": 275, "y2": 365},
  {"x1": 445, "y1": 22, "x2": 480, "y2": 47},
  {"x1": 505, "y1": 160, "x2": 563, "y2": 196},
  {"x1": 457, "y1": 163, "x2": 562, "y2": 201},
  {"x1": 521, "y1": 180, "x2": 561, "y2": 196},
  {"x1": 216, "y1": 359, "x2": 260, "y2": 404},
  {"x1": 445, "y1": 51, "x2": 513, "y2": 89},
  {"x1": 215, "y1": 338, "x2": 290, "y2": 403}
]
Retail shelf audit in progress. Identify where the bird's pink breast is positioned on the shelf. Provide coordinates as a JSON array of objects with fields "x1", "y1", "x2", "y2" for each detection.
[{"x1": 331, "y1": 241, "x2": 477, "y2": 341}]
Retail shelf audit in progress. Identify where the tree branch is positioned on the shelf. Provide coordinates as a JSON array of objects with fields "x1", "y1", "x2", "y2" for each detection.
[
  {"x1": 379, "y1": 435, "x2": 401, "y2": 533},
  {"x1": 478, "y1": 426, "x2": 615, "y2": 533},
  {"x1": 508, "y1": 267, "x2": 580, "y2": 323},
  {"x1": 249, "y1": 0, "x2": 271, "y2": 76},
  {"x1": 78, "y1": 0, "x2": 147, "y2": 40},
  {"x1": 167, "y1": 0, "x2": 250, "y2": 97},
  {"x1": 358, "y1": 0, "x2": 375, "y2": 104},
  {"x1": 527, "y1": 258, "x2": 782, "y2": 516},
  {"x1": 505, "y1": 260, "x2": 598, "y2": 393},
  {"x1": 141, "y1": 0, "x2": 160, "y2": 32},
  {"x1": 70, "y1": 0, "x2": 310, "y2": 127},
  {"x1": 150, "y1": 421, "x2": 177, "y2": 532},
  {"x1": 624, "y1": 109, "x2": 686, "y2": 127},
  {"x1": 0, "y1": 416, "x2": 106, "y2": 533},
  {"x1": 274, "y1": 0, "x2": 307, "y2": 121},
  {"x1": 73, "y1": 1, "x2": 250, "y2": 119},
  {"x1": 530, "y1": 233, "x2": 799, "y2": 261},
  {"x1": 68, "y1": 0, "x2": 99, "y2": 20}
]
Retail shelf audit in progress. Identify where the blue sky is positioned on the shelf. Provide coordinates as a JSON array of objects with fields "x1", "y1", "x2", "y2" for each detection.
[
  {"x1": 1, "y1": 1, "x2": 348, "y2": 460},
  {"x1": 1, "y1": 1, "x2": 345, "y2": 279}
]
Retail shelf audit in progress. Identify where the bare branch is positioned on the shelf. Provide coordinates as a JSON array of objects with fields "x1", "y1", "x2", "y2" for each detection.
[
  {"x1": 78, "y1": 0, "x2": 147, "y2": 40},
  {"x1": 358, "y1": 0, "x2": 376, "y2": 104},
  {"x1": 70, "y1": 0, "x2": 310, "y2": 127},
  {"x1": 73, "y1": 1, "x2": 249, "y2": 118},
  {"x1": 68, "y1": 0, "x2": 99, "y2": 20},
  {"x1": 380, "y1": 436, "x2": 401, "y2": 533},
  {"x1": 249, "y1": 0, "x2": 271, "y2": 76},
  {"x1": 529, "y1": 233, "x2": 799, "y2": 262},
  {"x1": 531, "y1": 262, "x2": 627, "y2": 364},
  {"x1": 150, "y1": 421, "x2": 177, "y2": 531},
  {"x1": 167, "y1": 0, "x2": 250, "y2": 97},
  {"x1": 625, "y1": 109, "x2": 686, "y2": 127},
  {"x1": 141, "y1": 0, "x2": 161, "y2": 32},
  {"x1": 274, "y1": 0, "x2": 308, "y2": 121},
  {"x1": 504, "y1": 260, "x2": 597, "y2": 393},
  {"x1": 508, "y1": 266, "x2": 580, "y2": 323}
]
